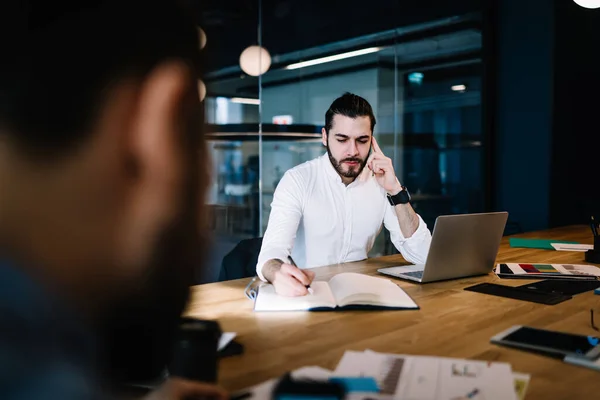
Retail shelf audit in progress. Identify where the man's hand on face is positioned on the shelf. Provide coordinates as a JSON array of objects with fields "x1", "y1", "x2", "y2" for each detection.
[{"x1": 367, "y1": 137, "x2": 403, "y2": 195}]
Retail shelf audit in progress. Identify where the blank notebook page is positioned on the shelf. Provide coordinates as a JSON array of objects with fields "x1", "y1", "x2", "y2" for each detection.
[
  {"x1": 328, "y1": 273, "x2": 416, "y2": 307},
  {"x1": 254, "y1": 281, "x2": 336, "y2": 311}
]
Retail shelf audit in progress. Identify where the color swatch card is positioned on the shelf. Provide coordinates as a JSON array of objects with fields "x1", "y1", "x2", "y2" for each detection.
[{"x1": 495, "y1": 263, "x2": 600, "y2": 280}]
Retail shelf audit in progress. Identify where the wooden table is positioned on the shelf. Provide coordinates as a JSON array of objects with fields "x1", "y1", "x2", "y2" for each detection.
[{"x1": 185, "y1": 225, "x2": 600, "y2": 398}]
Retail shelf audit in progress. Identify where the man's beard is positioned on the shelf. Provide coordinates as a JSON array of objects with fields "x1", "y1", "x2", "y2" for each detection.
[{"x1": 326, "y1": 144, "x2": 367, "y2": 180}]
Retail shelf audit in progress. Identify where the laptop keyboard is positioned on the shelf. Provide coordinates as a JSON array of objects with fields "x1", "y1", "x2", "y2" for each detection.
[{"x1": 402, "y1": 270, "x2": 424, "y2": 279}]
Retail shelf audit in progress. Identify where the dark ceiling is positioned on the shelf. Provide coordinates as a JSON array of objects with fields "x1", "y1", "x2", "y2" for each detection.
[{"x1": 193, "y1": 0, "x2": 482, "y2": 73}]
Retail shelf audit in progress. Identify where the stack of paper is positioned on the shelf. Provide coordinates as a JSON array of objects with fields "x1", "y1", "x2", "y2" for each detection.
[
  {"x1": 332, "y1": 350, "x2": 530, "y2": 400},
  {"x1": 233, "y1": 351, "x2": 531, "y2": 399}
]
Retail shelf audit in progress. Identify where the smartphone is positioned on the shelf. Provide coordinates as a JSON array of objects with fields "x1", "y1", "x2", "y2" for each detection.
[
  {"x1": 169, "y1": 318, "x2": 221, "y2": 382},
  {"x1": 491, "y1": 325, "x2": 600, "y2": 360}
]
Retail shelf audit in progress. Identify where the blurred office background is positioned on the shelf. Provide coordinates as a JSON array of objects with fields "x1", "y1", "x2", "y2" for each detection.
[{"x1": 194, "y1": 0, "x2": 600, "y2": 282}]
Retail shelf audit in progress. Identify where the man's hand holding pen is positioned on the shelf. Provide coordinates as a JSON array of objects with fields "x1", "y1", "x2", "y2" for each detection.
[
  {"x1": 272, "y1": 263, "x2": 315, "y2": 297},
  {"x1": 262, "y1": 257, "x2": 315, "y2": 297}
]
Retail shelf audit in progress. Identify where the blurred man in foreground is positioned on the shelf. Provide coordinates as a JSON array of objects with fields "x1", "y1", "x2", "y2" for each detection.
[{"x1": 0, "y1": 1, "x2": 225, "y2": 398}]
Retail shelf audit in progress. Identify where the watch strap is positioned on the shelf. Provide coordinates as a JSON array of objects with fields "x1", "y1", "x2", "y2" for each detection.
[{"x1": 387, "y1": 187, "x2": 410, "y2": 206}]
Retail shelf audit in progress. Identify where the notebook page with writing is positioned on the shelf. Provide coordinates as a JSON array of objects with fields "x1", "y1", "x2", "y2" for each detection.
[
  {"x1": 253, "y1": 281, "x2": 336, "y2": 311},
  {"x1": 328, "y1": 273, "x2": 418, "y2": 309}
]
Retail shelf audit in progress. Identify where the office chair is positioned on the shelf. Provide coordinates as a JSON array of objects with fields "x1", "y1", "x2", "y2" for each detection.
[
  {"x1": 218, "y1": 237, "x2": 263, "y2": 281},
  {"x1": 503, "y1": 220, "x2": 524, "y2": 236}
]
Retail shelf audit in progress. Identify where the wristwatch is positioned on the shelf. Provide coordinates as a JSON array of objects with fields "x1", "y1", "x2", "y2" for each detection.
[{"x1": 387, "y1": 186, "x2": 411, "y2": 206}]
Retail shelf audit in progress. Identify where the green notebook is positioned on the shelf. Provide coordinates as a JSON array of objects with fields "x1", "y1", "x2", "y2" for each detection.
[{"x1": 509, "y1": 238, "x2": 579, "y2": 250}]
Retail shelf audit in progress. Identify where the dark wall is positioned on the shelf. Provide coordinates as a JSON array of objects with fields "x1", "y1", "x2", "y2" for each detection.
[
  {"x1": 549, "y1": 1, "x2": 600, "y2": 227},
  {"x1": 493, "y1": 0, "x2": 554, "y2": 231},
  {"x1": 493, "y1": 0, "x2": 600, "y2": 232}
]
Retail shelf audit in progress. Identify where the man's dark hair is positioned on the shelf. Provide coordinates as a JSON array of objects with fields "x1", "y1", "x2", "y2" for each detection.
[
  {"x1": 324, "y1": 92, "x2": 376, "y2": 134},
  {"x1": 0, "y1": 0, "x2": 201, "y2": 158}
]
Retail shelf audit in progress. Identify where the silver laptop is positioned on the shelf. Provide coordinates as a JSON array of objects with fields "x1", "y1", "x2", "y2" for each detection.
[{"x1": 378, "y1": 212, "x2": 508, "y2": 283}]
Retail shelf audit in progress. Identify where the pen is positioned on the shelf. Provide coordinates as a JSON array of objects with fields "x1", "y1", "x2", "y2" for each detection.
[
  {"x1": 592, "y1": 216, "x2": 598, "y2": 237},
  {"x1": 288, "y1": 255, "x2": 314, "y2": 294},
  {"x1": 451, "y1": 388, "x2": 479, "y2": 400}
]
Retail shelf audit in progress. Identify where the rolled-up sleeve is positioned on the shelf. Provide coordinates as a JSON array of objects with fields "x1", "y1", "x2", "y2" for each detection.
[
  {"x1": 256, "y1": 171, "x2": 304, "y2": 281},
  {"x1": 383, "y1": 205, "x2": 432, "y2": 265}
]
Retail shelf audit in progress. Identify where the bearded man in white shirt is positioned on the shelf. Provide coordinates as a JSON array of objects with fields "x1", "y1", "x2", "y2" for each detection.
[{"x1": 256, "y1": 92, "x2": 432, "y2": 296}]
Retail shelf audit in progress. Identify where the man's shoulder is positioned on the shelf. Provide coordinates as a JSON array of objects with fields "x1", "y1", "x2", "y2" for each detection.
[
  {"x1": 275, "y1": 155, "x2": 325, "y2": 194},
  {"x1": 281, "y1": 157, "x2": 322, "y2": 190},
  {"x1": 0, "y1": 262, "x2": 97, "y2": 398}
]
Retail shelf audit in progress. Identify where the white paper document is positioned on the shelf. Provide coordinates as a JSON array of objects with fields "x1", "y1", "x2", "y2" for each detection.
[
  {"x1": 551, "y1": 243, "x2": 594, "y2": 251},
  {"x1": 232, "y1": 350, "x2": 521, "y2": 400},
  {"x1": 218, "y1": 332, "x2": 237, "y2": 351},
  {"x1": 334, "y1": 350, "x2": 518, "y2": 400}
]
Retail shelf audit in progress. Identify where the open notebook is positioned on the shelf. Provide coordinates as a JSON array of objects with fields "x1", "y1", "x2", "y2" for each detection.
[{"x1": 253, "y1": 272, "x2": 419, "y2": 311}]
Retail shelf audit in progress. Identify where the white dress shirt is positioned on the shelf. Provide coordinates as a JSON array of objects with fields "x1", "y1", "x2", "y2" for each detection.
[{"x1": 256, "y1": 153, "x2": 432, "y2": 280}]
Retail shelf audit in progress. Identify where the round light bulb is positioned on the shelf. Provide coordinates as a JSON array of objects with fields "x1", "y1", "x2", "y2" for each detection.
[
  {"x1": 573, "y1": 0, "x2": 600, "y2": 8},
  {"x1": 198, "y1": 80, "x2": 206, "y2": 101},
  {"x1": 198, "y1": 28, "x2": 207, "y2": 49},
  {"x1": 239, "y1": 45, "x2": 272, "y2": 76}
]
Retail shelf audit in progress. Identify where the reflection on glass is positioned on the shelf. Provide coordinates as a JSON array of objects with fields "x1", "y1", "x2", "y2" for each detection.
[
  {"x1": 206, "y1": 137, "x2": 325, "y2": 238},
  {"x1": 206, "y1": 141, "x2": 259, "y2": 237}
]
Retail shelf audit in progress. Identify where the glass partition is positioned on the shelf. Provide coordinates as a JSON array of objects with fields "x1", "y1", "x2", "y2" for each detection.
[{"x1": 200, "y1": 0, "x2": 484, "y2": 281}]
